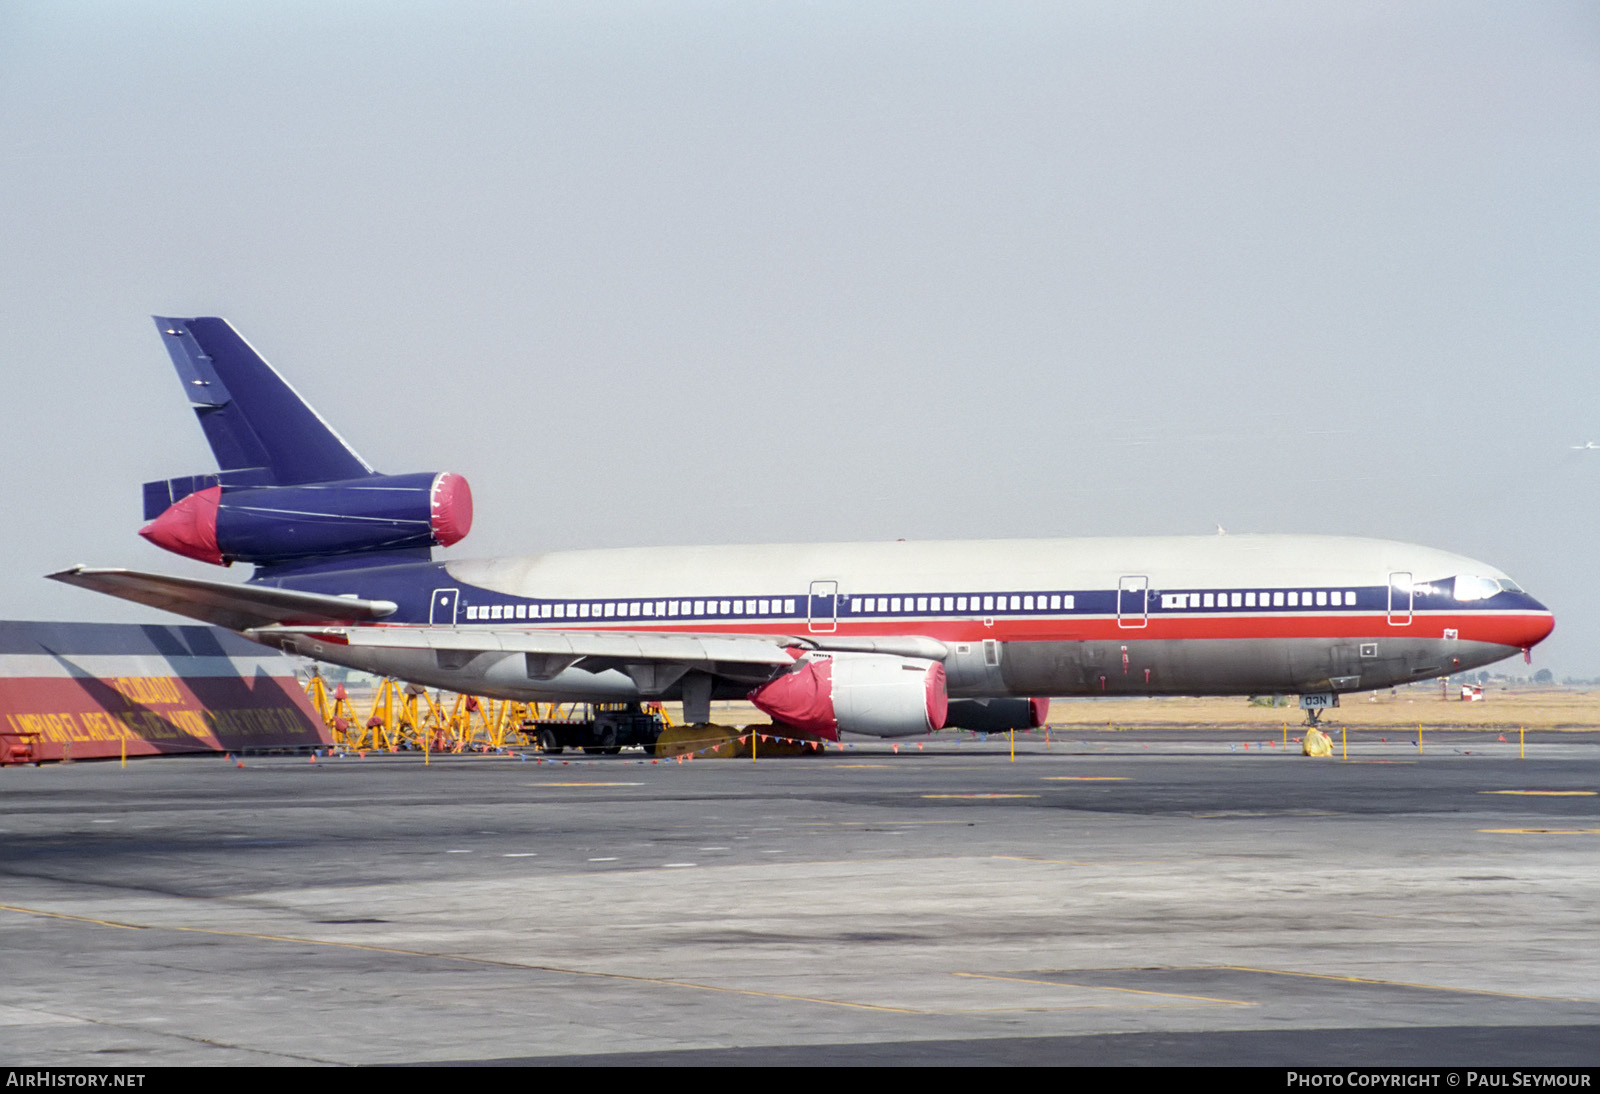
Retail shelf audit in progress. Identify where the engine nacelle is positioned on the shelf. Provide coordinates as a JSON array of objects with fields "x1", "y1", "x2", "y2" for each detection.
[
  {"x1": 748, "y1": 652, "x2": 948, "y2": 740},
  {"x1": 139, "y1": 471, "x2": 472, "y2": 566},
  {"x1": 943, "y1": 697, "x2": 1050, "y2": 732}
]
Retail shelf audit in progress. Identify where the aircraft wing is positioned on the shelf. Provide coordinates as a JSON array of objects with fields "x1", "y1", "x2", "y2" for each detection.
[
  {"x1": 50, "y1": 566, "x2": 949, "y2": 684},
  {"x1": 47, "y1": 567, "x2": 399, "y2": 632},
  {"x1": 249, "y1": 625, "x2": 948, "y2": 677},
  {"x1": 254, "y1": 623, "x2": 796, "y2": 666}
]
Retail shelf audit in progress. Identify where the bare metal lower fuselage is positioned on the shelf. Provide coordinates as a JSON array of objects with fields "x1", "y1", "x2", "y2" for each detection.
[{"x1": 279, "y1": 631, "x2": 1517, "y2": 708}]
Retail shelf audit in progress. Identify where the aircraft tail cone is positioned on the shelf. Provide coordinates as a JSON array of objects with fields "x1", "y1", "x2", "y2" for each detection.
[{"x1": 139, "y1": 486, "x2": 224, "y2": 565}]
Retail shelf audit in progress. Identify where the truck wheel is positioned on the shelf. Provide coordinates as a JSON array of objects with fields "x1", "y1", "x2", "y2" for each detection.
[{"x1": 538, "y1": 729, "x2": 563, "y2": 755}]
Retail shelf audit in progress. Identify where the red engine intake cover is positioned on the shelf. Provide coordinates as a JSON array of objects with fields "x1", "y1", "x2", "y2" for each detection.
[
  {"x1": 749, "y1": 656, "x2": 839, "y2": 739},
  {"x1": 749, "y1": 654, "x2": 948, "y2": 740},
  {"x1": 430, "y1": 472, "x2": 473, "y2": 546}
]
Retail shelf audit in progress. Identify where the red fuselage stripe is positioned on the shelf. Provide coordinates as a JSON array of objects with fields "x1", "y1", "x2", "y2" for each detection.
[{"x1": 370, "y1": 611, "x2": 1552, "y2": 647}]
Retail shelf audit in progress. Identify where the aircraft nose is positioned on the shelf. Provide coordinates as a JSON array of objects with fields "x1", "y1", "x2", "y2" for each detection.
[{"x1": 1514, "y1": 597, "x2": 1555, "y2": 649}]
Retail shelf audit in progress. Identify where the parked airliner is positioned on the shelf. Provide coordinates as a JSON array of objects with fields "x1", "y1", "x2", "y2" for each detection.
[{"x1": 51, "y1": 317, "x2": 1554, "y2": 738}]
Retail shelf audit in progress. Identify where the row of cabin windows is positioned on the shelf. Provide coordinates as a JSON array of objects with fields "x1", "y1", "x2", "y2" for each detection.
[
  {"x1": 463, "y1": 598, "x2": 799, "y2": 622},
  {"x1": 849, "y1": 594, "x2": 1075, "y2": 614},
  {"x1": 1157, "y1": 590, "x2": 1358, "y2": 610},
  {"x1": 459, "y1": 588, "x2": 1364, "y2": 623}
]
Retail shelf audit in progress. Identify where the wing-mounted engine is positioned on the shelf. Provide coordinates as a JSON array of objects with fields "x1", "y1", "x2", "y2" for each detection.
[
  {"x1": 139, "y1": 471, "x2": 472, "y2": 567},
  {"x1": 748, "y1": 652, "x2": 948, "y2": 740},
  {"x1": 944, "y1": 697, "x2": 1049, "y2": 732}
]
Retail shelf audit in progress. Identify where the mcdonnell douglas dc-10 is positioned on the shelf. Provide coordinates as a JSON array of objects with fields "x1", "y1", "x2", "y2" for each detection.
[{"x1": 53, "y1": 317, "x2": 1554, "y2": 742}]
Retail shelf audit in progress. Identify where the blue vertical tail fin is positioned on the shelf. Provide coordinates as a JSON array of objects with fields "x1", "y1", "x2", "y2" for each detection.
[
  {"x1": 151, "y1": 317, "x2": 374, "y2": 487},
  {"x1": 140, "y1": 317, "x2": 472, "y2": 573}
]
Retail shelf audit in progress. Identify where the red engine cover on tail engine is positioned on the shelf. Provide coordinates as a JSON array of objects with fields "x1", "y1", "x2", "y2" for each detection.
[{"x1": 429, "y1": 472, "x2": 472, "y2": 546}]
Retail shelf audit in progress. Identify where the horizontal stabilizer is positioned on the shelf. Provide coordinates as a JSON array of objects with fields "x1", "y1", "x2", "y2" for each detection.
[
  {"x1": 143, "y1": 473, "x2": 221, "y2": 521},
  {"x1": 48, "y1": 567, "x2": 397, "y2": 632}
]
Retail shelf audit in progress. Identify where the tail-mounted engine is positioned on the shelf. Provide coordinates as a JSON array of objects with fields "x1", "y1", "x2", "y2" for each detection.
[
  {"x1": 748, "y1": 652, "x2": 948, "y2": 740},
  {"x1": 139, "y1": 471, "x2": 472, "y2": 567}
]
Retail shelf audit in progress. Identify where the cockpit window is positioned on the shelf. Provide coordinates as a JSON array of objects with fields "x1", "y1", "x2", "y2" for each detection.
[
  {"x1": 1453, "y1": 575, "x2": 1503, "y2": 602},
  {"x1": 1497, "y1": 578, "x2": 1523, "y2": 594}
]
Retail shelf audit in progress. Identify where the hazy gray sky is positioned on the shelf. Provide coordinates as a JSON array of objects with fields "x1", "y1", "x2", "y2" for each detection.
[{"x1": 4, "y1": 2, "x2": 1598, "y2": 674}]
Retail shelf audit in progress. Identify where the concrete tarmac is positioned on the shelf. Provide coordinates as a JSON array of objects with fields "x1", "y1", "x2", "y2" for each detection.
[{"x1": 1, "y1": 731, "x2": 1596, "y2": 1066}]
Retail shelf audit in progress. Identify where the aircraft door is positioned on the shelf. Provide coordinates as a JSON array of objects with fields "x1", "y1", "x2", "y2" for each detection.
[
  {"x1": 808, "y1": 580, "x2": 838, "y2": 634},
  {"x1": 1117, "y1": 575, "x2": 1148, "y2": 629},
  {"x1": 430, "y1": 588, "x2": 460, "y2": 625},
  {"x1": 1387, "y1": 572, "x2": 1413, "y2": 626}
]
